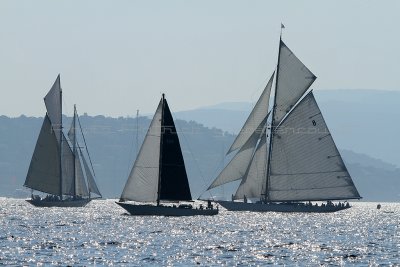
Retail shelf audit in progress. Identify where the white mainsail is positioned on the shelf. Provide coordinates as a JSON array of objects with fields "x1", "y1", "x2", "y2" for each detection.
[
  {"x1": 24, "y1": 115, "x2": 61, "y2": 195},
  {"x1": 227, "y1": 72, "x2": 274, "y2": 154},
  {"x1": 234, "y1": 126, "x2": 268, "y2": 200},
  {"x1": 120, "y1": 100, "x2": 163, "y2": 202},
  {"x1": 268, "y1": 91, "x2": 361, "y2": 201},
  {"x1": 273, "y1": 41, "x2": 316, "y2": 126}
]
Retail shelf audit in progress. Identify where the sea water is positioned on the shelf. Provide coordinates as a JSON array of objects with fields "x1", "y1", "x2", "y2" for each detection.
[{"x1": 0, "y1": 198, "x2": 398, "y2": 266}]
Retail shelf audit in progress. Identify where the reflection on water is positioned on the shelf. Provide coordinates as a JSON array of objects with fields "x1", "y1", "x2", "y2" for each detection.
[{"x1": 0, "y1": 198, "x2": 399, "y2": 265}]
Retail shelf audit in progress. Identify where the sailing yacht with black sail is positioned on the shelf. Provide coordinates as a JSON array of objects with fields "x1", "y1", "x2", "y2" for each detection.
[
  {"x1": 206, "y1": 36, "x2": 361, "y2": 213},
  {"x1": 116, "y1": 94, "x2": 218, "y2": 216},
  {"x1": 24, "y1": 75, "x2": 102, "y2": 207}
]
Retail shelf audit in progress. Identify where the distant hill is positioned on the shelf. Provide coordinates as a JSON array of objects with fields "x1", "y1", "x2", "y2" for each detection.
[
  {"x1": 175, "y1": 89, "x2": 400, "y2": 167},
  {"x1": 0, "y1": 109, "x2": 399, "y2": 201}
]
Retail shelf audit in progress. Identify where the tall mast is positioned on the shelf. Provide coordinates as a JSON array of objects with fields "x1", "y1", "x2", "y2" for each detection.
[
  {"x1": 156, "y1": 93, "x2": 165, "y2": 206},
  {"x1": 265, "y1": 34, "x2": 283, "y2": 202},
  {"x1": 72, "y1": 104, "x2": 77, "y2": 197},
  {"x1": 136, "y1": 109, "x2": 139, "y2": 157},
  {"x1": 59, "y1": 77, "x2": 63, "y2": 199}
]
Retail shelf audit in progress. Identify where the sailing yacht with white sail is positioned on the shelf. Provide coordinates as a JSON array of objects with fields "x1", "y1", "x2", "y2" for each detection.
[
  {"x1": 116, "y1": 94, "x2": 218, "y2": 216},
  {"x1": 206, "y1": 36, "x2": 361, "y2": 212},
  {"x1": 24, "y1": 75, "x2": 102, "y2": 207}
]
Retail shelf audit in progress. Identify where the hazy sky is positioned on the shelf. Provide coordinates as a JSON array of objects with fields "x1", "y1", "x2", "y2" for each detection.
[{"x1": 1, "y1": 0, "x2": 399, "y2": 117}]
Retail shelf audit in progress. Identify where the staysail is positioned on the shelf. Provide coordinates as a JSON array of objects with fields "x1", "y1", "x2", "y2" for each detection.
[
  {"x1": 234, "y1": 126, "x2": 268, "y2": 200},
  {"x1": 273, "y1": 41, "x2": 316, "y2": 125},
  {"x1": 80, "y1": 148, "x2": 102, "y2": 197},
  {"x1": 24, "y1": 115, "x2": 61, "y2": 195},
  {"x1": 267, "y1": 91, "x2": 361, "y2": 201},
  {"x1": 227, "y1": 72, "x2": 274, "y2": 154},
  {"x1": 207, "y1": 116, "x2": 267, "y2": 190}
]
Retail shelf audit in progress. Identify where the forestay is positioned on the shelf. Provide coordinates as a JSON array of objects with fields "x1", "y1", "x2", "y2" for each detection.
[{"x1": 268, "y1": 92, "x2": 361, "y2": 201}]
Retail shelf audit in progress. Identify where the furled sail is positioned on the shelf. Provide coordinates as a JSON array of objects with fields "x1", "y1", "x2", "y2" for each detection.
[
  {"x1": 159, "y1": 99, "x2": 192, "y2": 201},
  {"x1": 44, "y1": 75, "x2": 62, "y2": 140},
  {"x1": 80, "y1": 149, "x2": 102, "y2": 197},
  {"x1": 207, "y1": 116, "x2": 268, "y2": 190},
  {"x1": 24, "y1": 115, "x2": 61, "y2": 195},
  {"x1": 273, "y1": 41, "x2": 316, "y2": 126},
  {"x1": 234, "y1": 126, "x2": 268, "y2": 200},
  {"x1": 120, "y1": 100, "x2": 163, "y2": 202},
  {"x1": 268, "y1": 92, "x2": 361, "y2": 201},
  {"x1": 227, "y1": 72, "x2": 274, "y2": 154}
]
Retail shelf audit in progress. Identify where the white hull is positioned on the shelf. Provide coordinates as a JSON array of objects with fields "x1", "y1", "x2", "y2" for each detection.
[
  {"x1": 26, "y1": 199, "x2": 91, "y2": 207},
  {"x1": 116, "y1": 202, "x2": 218, "y2": 216},
  {"x1": 217, "y1": 201, "x2": 350, "y2": 213}
]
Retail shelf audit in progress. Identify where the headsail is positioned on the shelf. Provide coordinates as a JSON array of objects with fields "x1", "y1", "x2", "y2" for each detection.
[
  {"x1": 120, "y1": 100, "x2": 163, "y2": 202},
  {"x1": 234, "y1": 125, "x2": 268, "y2": 200},
  {"x1": 24, "y1": 115, "x2": 61, "y2": 195},
  {"x1": 227, "y1": 72, "x2": 274, "y2": 154},
  {"x1": 80, "y1": 148, "x2": 102, "y2": 197},
  {"x1": 207, "y1": 115, "x2": 268, "y2": 190},
  {"x1": 267, "y1": 91, "x2": 361, "y2": 201},
  {"x1": 273, "y1": 41, "x2": 316, "y2": 125}
]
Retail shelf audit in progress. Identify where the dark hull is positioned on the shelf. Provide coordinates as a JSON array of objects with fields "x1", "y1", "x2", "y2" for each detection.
[
  {"x1": 116, "y1": 202, "x2": 218, "y2": 216},
  {"x1": 217, "y1": 201, "x2": 351, "y2": 213},
  {"x1": 26, "y1": 199, "x2": 91, "y2": 207}
]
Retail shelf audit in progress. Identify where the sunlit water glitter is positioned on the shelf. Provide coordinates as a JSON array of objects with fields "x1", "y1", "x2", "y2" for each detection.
[{"x1": 0, "y1": 198, "x2": 399, "y2": 265}]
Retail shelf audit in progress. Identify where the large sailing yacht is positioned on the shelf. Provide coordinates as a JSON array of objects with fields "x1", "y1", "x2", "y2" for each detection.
[
  {"x1": 116, "y1": 94, "x2": 218, "y2": 216},
  {"x1": 206, "y1": 36, "x2": 361, "y2": 213},
  {"x1": 24, "y1": 75, "x2": 102, "y2": 207}
]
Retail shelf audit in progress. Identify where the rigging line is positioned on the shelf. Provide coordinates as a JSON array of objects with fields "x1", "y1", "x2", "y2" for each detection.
[
  {"x1": 76, "y1": 111, "x2": 96, "y2": 178},
  {"x1": 125, "y1": 114, "x2": 138, "y2": 179}
]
